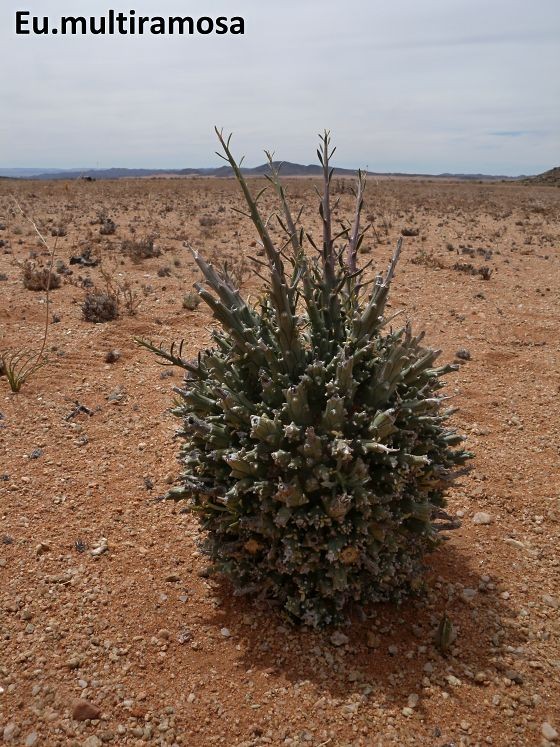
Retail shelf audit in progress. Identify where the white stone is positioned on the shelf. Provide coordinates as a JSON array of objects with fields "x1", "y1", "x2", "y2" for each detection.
[
  {"x1": 330, "y1": 631, "x2": 349, "y2": 647},
  {"x1": 542, "y1": 722, "x2": 558, "y2": 741},
  {"x1": 472, "y1": 512, "x2": 492, "y2": 525},
  {"x1": 407, "y1": 693, "x2": 419, "y2": 708}
]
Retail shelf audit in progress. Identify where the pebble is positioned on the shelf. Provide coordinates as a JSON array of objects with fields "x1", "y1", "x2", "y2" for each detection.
[
  {"x1": 105, "y1": 349, "x2": 121, "y2": 364},
  {"x1": 106, "y1": 387, "x2": 125, "y2": 403},
  {"x1": 3, "y1": 723, "x2": 19, "y2": 742},
  {"x1": 543, "y1": 594, "x2": 559, "y2": 609},
  {"x1": 462, "y1": 588, "x2": 477, "y2": 601},
  {"x1": 82, "y1": 738, "x2": 103, "y2": 747},
  {"x1": 330, "y1": 631, "x2": 349, "y2": 647},
  {"x1": 24, "y1": 733, "x2": 38, "y2": 747},
  {"x1": 473, "y1": 512, "x2": 492, "y2": 525},
  {"x1": 505, "y1": 669, "x2": 524, "y2": 685},
  {"x1": 91, "y1": 538, "x2": 108, "y2": 557},
  {"x1": 220, "y1": 627, "x2": 231, "y2": 637},
  {"x1": 72, "y1": 698, "x2": 102, "y2": 721},
  {"x1": 542, "y1": 723, "x2": 558, "y2": 742},
  {"x1": 407, "y1": 693, "x2": 419, "y2": 708}
]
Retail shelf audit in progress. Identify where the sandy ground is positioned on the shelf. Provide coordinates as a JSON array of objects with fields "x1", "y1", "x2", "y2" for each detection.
[{"x1": 0, "y1": 176, "x2": 559, "y2": 747}]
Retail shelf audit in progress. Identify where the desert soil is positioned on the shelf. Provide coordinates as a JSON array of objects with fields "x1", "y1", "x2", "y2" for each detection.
[{"x1": 0, "y1": 176, "x2": 559, "y2": 747}]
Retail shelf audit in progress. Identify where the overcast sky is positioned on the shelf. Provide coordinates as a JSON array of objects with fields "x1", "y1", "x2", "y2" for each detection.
[{"x1": 1, "y1": 0, "x2": 559, "y2": 174}]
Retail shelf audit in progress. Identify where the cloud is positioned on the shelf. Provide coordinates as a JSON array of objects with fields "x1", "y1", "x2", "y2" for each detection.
[{"x1": 490, "y1": 131, "x2": 543, "y2": 138}]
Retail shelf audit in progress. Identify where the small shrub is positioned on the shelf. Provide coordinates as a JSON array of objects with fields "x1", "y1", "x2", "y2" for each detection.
[
  {"x1": 100, "y1": 218, "x2": 117, "y2": 235},
  {"x1": 182, "y1": 291, "x2": 201, "y2": 311},
  {"x1": 92, "y1": 210, "x2": 117, "y2": 235},
  {"x1": 21, "y1": 260, "x2": 61, "y2": 291},
  {"x1": 141, "y1": 130, "x2": 472, "y2": 628},
  {"x1": 122, "y1": 234, "x2": 161, "y2": 262},
  {"x1": 82, "y1": 291, "x2": 119, "y2": 323},
  {"x1": 411, "y1": 248, "x2": 445, "y2": 269},
  {"x1": 199, "y1": 215, "x2": 218, "y2": 227},
  {"x1": 84, "y1": 262, "x2": 142, "y2": 318},
  {"x1": 452, "y1": 262, "x2": 492, "y2": 280}
]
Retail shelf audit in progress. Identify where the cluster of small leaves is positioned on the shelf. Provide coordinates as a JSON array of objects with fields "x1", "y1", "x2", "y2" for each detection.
[{"x1": 140, "y1": 129, "x2": 472, "y2": 627}]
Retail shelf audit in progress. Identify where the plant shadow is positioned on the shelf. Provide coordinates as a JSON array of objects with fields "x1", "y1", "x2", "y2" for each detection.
[{"x1": 202, "y1": 540, "x2": 522, "y2": 708}]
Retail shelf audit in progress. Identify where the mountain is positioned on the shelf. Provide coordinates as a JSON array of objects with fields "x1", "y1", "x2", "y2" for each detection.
[
  {"x1": 0, "y1": 167, "x2": 85, "y2": 178},
  {"x1": 0, "y1": 163, "x2": 525, "y2": 181},
  {"x1": 524, "y1": 166, "x2": 560, "y2": 186}
]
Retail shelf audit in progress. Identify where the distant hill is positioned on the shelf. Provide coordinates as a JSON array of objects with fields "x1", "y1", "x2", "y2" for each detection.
[
  {"x1": 525, "y1": 166, "x2": 560, "y2": 186},
  {"x1": 0, "y1": 162, "x2": 524, "y2": 182},
  {"x1": 0, "y1": 167, "x2": 83, "y2": 178}
]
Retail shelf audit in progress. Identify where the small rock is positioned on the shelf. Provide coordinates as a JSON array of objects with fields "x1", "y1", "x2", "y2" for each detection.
[
  {"x1": 29, "y1": 448, "x2": 43, "y2": 459},
  {"x1": 402, "y1": 707, "x2": 414, "y2": 717},
  {"x1": 542, "y1": 723, "x2": 558, "y2": 742},
  {"x1": 35, "y1": 542, "x2": 50, "y2": 556},
  {"x1": 462, "y1": 588, "x2": 477, "y2": 601},
  {"x1": 177, "y1": 627, "x2": 192, "y2": 644},
  {"x1": 472, "y1": 512, "x2": 492, "y2": 525},
  {"x1": 83, "y1": 738, "x2": 103, "y2": 747},
  {"x1": 106, "y1": 387, "x2": 125, "y2": 403},
  {"x1": 446, "y1": 674, "x2": 461, "y2": 687},
  {"x1": 24, "y1": 733, "x2": 38, "y2": 747},
  {"x1": 543, "y1": 595, "x2": 559, "y2": 609},
  {"x1": 3, "y1": 723, "x2": 19, "y2": 742},
  {"x1": 407, "y1": 693, "x2": 419, "y2": 708},
  {"x1": 105, "y1": 349, "x2": 121, "y2": 364},
  {"x1": 505, "y1": 669, "x2": 524, "y2": 685},
  {"x1": 220, "y1": 628, "x2": 231, "y2": 638},
  {"x1": 330, "y1": 631, "x2": 349, "y2": 647},
  {"x1": 366, "y1": 631, "x2": 380, "y2": 649},
  {"x1": 90, "y1": 538, "x2": 108, "y2": 557},
  {"x1": 504, "y1": 538, "x2": 525, "y2": 550},
  {"x1": 72, "y1": 698, "x2": 101, "y2": 721}
]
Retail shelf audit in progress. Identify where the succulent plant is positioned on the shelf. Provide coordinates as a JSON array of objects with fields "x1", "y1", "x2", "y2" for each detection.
[{"x1": 140, "y1": 129, "x2": 472, "y2": 627}]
